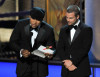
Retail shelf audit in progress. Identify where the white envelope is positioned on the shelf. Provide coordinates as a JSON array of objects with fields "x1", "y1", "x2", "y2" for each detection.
[{"x1": 31, "y1": 45, "x2": 54, "y2": 58}]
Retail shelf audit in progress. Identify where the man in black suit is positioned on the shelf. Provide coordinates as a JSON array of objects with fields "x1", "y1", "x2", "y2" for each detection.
[
  {"x1": 57, "y1": 5, "x2": 93, "y2": 77},
  {"x1": 10, "y1": 7, "x2": 56, "y2": 77}
]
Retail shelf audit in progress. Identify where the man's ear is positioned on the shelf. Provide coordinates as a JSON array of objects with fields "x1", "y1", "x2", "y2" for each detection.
[{"x1": 77, "y1": 15, "x2": 79, "y2": 19}]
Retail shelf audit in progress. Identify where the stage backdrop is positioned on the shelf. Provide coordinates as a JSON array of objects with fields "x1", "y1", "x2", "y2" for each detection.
[
  {"x1": 46, "y1": 0, "x2": 80, "y2": 41},
  {"x1": 85, "y1": 0, "x2": 100, "y2": 63}
]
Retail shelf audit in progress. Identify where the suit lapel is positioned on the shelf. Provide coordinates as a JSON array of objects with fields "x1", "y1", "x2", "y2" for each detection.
[
  {"x1": 65, "y1": 26, "x2": 71, "y2": 45},
  {"x1": 24, "y1": 24, "x2": 30, "y2": 36},
  {"x1": 67, "y1": 30, "x2": 71, "y2": 45},
  {"x1": 71, "y1": 23, "x2": 81, "y2": 43},
  {"x1": 24, "y1": 24, "x2": 32, "y2": 48},
  {"x1": 36, "y1": 26, "x2": 46, "y2": 43},
  {"x1": 72, "y1": 27, "x2": 81, "y2": 43}
]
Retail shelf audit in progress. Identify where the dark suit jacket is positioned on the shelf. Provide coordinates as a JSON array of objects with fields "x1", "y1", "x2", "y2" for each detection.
[
  {"x1": 10, "y1": 18, "x2": 56, "y2": 77},
  {"x1": 57, "y1": 22, "x2": 93, "y2": 77}
]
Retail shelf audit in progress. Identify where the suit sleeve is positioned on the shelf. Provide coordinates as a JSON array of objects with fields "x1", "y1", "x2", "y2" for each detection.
[
  {"x1": 46, "y1": 28, "x2": 56, "y2": 52},
  {"x1": 70, "y1": 27, "x2": 93, "y2": 66},
  {"x1": 10, "y1": 21, "x2": 22, "y2": 54},
  {"x1": 56, "y1": 28, "x2": 69, "y2": 60}
]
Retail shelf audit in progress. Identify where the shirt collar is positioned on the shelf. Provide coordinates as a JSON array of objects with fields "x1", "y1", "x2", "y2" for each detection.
[{"x1": 74, "y1": 19, "x2": 80, "y2": 26}]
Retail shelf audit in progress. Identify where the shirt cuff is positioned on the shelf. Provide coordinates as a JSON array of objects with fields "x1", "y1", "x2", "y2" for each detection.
[{"x1": 20, "y1": 49, "x2": 24, "y2": 57}]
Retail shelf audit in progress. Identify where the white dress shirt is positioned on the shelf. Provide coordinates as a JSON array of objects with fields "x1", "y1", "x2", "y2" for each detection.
[
  {"x1": 31, "y1": 29, "x2": 38, "y2": 47},
  {"x1": 70, "y1": 20, "x2": 80, "y2": 42}
]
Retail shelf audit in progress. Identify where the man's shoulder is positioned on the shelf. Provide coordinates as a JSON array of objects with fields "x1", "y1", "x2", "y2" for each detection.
[
  {"x1": 61, "y1": 25, "x2": 68, "y2": 30},
  {"x1": 15, "y1": 18, "x2": 30, "y2": 28},
  {"x1": 41, "y1": 21, "x2": 53, "y2": 29},
  {"x1": 81, "y1": 23, "x2": 92, "y2": 29},
  {"x1": 18, "y1": 18, "x2": 30, "y2": 24}
]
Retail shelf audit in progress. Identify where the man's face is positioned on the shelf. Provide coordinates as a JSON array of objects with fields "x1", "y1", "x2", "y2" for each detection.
[
  {"x1": 66, "y1": 12, "x2": 79, "y2": 26},
  {"x1": 30, "y1": 16, "x2": 41, "y2": 28}
]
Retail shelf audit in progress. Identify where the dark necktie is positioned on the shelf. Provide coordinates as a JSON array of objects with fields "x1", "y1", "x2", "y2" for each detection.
[{"x1": 68, "y1": 25, "x2": 77, "y2": 30}]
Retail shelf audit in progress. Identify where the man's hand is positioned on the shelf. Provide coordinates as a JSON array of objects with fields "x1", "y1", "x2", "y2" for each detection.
[
  {"x1": 21, "y1": 49, "x2": 30, "y2": 58},
  {"x1": 62, "y1": 60, "x2": 77, "y2": 71},
  {"x1": 63, "y1": 60, "x2": 72, "y2": 68},
  {"x1": 44, "y1": 53, "x2": 53, "y2": 59},
  {"x1": 67, "y1": 64, "x2": 77, "y2": 71}
]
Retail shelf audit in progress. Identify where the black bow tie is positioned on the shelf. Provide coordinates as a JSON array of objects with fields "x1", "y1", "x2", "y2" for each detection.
[
  {"x1": 30, "y1": 26, "x2": 39, "y2": 31},
  {"x1": 68, "y1": 25, "x2": 77, "y2": 30}
]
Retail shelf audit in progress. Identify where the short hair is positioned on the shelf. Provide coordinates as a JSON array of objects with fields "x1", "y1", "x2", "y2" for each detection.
[{"x1": 67, "y1": 5, "x2": 80, "y2": 17}]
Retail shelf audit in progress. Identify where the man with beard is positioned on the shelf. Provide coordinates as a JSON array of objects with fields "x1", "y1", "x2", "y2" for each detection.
[
  {"x1": 57, "y1": 5, "x2": 93, "y2": 77},
  {"x1": 10, "y1": 7, "x2": 56, "y2": 77}
]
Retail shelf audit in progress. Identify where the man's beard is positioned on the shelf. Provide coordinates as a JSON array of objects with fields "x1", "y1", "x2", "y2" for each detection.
[{"x1": 67, "y1": 19, "x2": 78, "y2": 26}]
